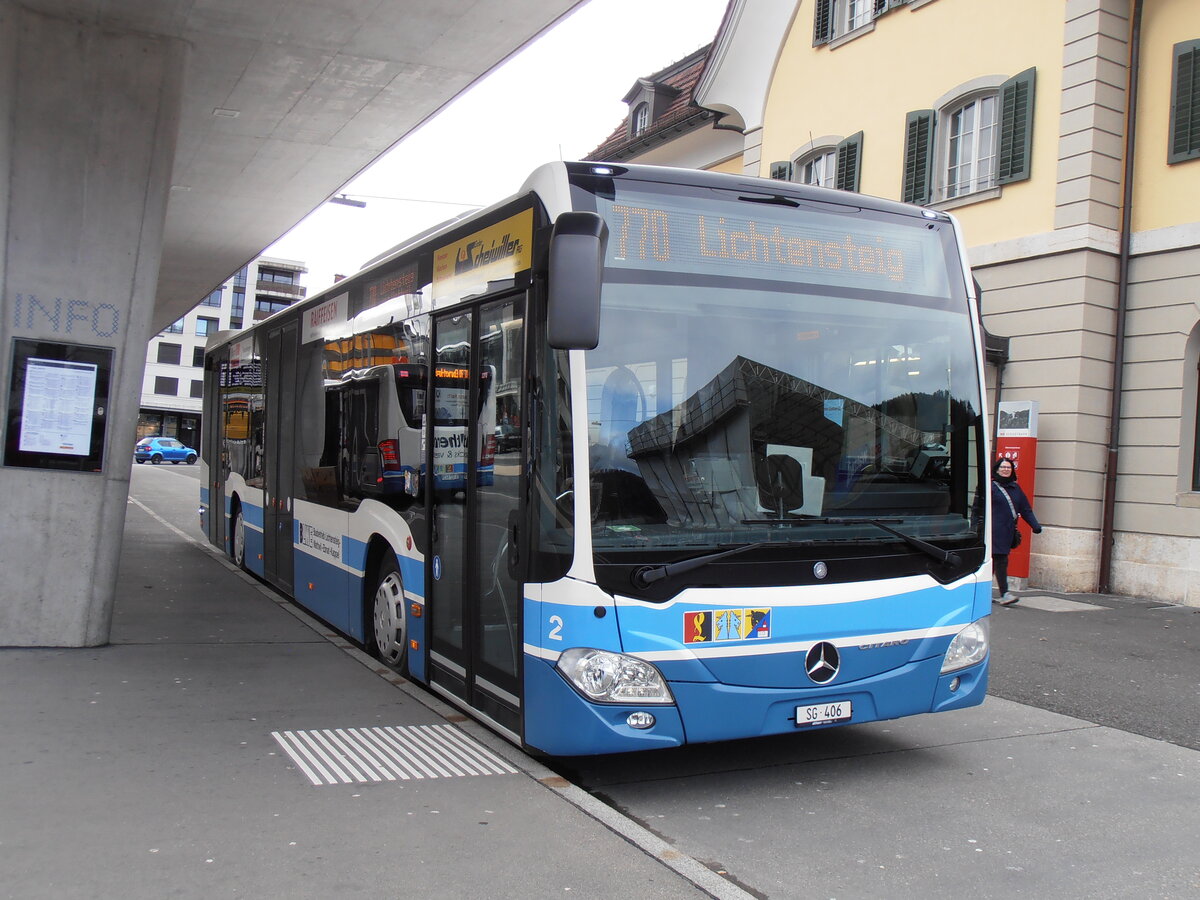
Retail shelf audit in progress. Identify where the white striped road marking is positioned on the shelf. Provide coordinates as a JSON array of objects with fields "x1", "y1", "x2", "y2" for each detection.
[{"x1": 271, "y1": 724, "x2": 519, "y2": 786}]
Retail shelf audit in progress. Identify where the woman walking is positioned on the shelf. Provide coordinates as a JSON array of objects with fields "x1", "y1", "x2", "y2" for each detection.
[{"x1": 992, "y1": 457, "x2": 1041, "y2": 606}]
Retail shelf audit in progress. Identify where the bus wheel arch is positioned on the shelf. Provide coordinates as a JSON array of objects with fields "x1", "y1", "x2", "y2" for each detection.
[{"x1": 365, "y1": 539, "x2": 408, "y2": 674}]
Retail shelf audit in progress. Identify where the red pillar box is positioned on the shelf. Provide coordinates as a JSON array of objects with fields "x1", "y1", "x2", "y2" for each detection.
[{"x1": 995, "y1": 400, "x2": 1039, "y2": 579}]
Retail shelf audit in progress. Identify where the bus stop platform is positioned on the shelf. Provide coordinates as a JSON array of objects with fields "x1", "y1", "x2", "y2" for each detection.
[{"x1": 0, "y1": 476, "x2": 737, "y2": 900}]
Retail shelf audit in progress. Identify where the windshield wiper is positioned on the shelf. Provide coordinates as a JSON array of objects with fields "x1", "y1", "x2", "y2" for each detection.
[
  {"x1": 632, "y1": 540, "x2": 803, "y2": 588},
  {"x1": 740, "y1": 516, "x2": 961, "y2": 566},
  {"x1": 737, "y1": 193, "x2": 800, "y2": 208},
  {"x1": 855, "y1": 518, "x2": 961, "y2": 566}
]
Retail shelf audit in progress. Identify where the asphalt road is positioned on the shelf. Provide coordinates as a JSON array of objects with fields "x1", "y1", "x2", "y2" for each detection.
[
  {"x1": 544, "y1": 595, "x2": 1200, "y2": 898},
  {"x1": 987, "y1": 591, "x2": 1200, "y2": 751},
  {"x1": 133, "y1": 463, "x2": 1200, "y2": 897}
]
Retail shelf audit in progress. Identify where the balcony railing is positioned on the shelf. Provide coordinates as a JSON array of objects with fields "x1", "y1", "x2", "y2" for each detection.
[{"x1": 255, "y1": 280, "x2": 306, "y2": 299}]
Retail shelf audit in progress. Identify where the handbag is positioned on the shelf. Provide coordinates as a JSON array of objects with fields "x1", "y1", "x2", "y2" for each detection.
[{"x1": 995, "y1": 482, "x2": 1022, "y2": 549}]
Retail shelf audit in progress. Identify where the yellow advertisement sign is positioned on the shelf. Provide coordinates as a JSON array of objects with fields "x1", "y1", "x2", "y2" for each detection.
[{"x1": 433, "y1": 208, "x2": 533, "y2": 301}]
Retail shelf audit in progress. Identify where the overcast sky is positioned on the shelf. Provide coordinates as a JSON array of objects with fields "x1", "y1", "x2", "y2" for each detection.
[{"x1": 266, "y1": 0, "x2": 728, "y2": 294}]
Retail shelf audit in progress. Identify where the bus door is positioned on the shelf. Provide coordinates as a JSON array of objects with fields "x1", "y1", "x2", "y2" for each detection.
[
  {"x1": 428, "y1": 293, "x2": 526, "y2": 738},
  {"x1": 202, "y1": 351, "x2": 226, "y2": 551},
  {"x1": 264, "y1": 320, "x2": 298, "y2": 593}
]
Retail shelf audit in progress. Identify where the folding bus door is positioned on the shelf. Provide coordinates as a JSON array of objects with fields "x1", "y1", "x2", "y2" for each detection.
[
  {"x1": 202, "y1": 353, "x2": 226, "y2": 552},
  {"x1": 428, "y1": 292, "x2": 526, "y2": 739},
  {"x1": 263, "y1": 320, "x2": 298, "y2": 594}
]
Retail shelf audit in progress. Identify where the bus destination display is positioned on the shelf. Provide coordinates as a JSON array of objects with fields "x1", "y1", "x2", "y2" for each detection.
[{"x1": 601, "y1": 197, "x2": 949, "y2": 298}]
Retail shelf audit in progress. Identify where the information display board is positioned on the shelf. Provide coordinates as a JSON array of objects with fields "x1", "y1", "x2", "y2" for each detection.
[
  {"x1": 996, "y1": 400, "x2": 1039, "y2": 578},
  {"x1": 4, "y1": 339, "x2": 113, "y2": 473}
]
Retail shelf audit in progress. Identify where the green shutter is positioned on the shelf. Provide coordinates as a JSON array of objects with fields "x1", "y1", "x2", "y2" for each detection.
[
  {"x1": 902, "y1": 110, "x2": 935, "y2": 205},
  {"x1": 813, "y1": 0, "x2": 833, "y2": 46},
  {"x1": 1170, "y1": 40, "x2": 1200, "y2": 164},
  {"x1": 997, "y1": 67, "x2": 1036, "y2": 185},
  {"x1": 835, "y1": 132, "x2": 863, "y2": 192},
  {"x1": 769, "y1": 160, "x2": 793, "y2": 181}
]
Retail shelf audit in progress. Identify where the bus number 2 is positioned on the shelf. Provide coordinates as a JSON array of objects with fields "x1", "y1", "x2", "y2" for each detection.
[{"x1": 548, "y1": 615, "x2": 564, "y2": 641}]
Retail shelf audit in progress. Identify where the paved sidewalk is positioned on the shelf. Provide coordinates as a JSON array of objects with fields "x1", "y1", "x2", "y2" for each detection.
[{"x1": 0, "y1": 484, "x2": 738, "y2": 900}]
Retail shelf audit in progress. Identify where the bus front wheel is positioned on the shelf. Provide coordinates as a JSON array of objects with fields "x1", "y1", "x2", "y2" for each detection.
[{"x1": 369, "y1": 553, "x2": 408, "y2": 675}]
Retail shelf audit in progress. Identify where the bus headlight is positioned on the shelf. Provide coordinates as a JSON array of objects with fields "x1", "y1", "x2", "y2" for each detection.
[
  {"x1": 941, "y1": 619, "x2": 989, "y2": 673},
  {"x1": 556, "y1": 648, "x2": 675, "y2": 705}
]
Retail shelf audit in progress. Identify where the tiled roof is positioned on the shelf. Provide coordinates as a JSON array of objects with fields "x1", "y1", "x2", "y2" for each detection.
[{"x1": 584, "y1": 45, "x2": 715, "y2": 162}]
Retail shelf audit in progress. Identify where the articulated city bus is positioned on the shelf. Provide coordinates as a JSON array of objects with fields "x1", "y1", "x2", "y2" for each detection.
[{"x1": 200, "y1": 162, "x2": 992, "y2": 756}]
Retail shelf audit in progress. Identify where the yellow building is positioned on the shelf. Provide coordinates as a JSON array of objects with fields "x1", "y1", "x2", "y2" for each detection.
[{"x1": 596, "y1": 0, "x2": 1200, "y2": 604}]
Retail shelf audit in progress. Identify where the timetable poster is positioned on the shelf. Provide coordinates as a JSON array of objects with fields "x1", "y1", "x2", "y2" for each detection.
[
  {"x1": 5, "y1": 339, "x2": 112, "y2": 473},
  {"x1": 19, "y1": 357, "x2": 98, "y2": 456}
]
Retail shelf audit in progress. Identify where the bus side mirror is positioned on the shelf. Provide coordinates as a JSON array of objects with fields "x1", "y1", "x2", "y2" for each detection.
[{"x1": 547, "y1": 212, "x2": 608, "y2": 350}]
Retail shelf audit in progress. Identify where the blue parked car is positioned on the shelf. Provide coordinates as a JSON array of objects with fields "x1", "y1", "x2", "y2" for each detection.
[{"x1": 135, "y1": 436, "x2": 197, "y2": 465}]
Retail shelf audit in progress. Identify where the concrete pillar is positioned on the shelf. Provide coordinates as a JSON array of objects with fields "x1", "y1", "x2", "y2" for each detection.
[{"x1": 0, "y1": 3, "x2": 185, "y2": 646}]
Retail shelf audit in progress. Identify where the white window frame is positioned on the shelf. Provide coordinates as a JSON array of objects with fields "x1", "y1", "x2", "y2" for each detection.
[
  {"x1": 826, "y1": 0, "x2": 878, "y2": 48},
  {"x1": 796, "y1": 148, "x2": 838, "y2": 188},
  {"x1": 632, "y1": 102, "x2": 650, "y2": 136},
  {"x1": 931, "y1": 76, "x2": 1007, "y2": 208},
  {"x1": 842, "y1": 0, "x2": 874, "y2": 33},
  {"x1": 940, "y1": 93, "x2": 998, "y2": 200},
  {"x1": 789, "y1": 136, "x2": 843, "y2": 189}
]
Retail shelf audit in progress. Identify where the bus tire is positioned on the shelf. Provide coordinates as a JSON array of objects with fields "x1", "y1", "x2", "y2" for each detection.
[
  {"x1": 230, "y1": 504, "x2": 247, "y2": 570},
  {"x1": 368, "y1": 552, "x2": 408, "y2": 674}
]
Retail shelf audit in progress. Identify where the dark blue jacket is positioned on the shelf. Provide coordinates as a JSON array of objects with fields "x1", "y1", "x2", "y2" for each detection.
[{"x1": 992, "y1": 480, "x2": 1040, "y2": 556}]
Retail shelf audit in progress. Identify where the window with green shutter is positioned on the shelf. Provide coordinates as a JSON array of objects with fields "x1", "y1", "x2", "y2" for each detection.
[
  {"x1": 997, "y1": 68, "x2": 1036, "y2": 184},
  {"x1": 905, "y1": 67, "x2": 1038, "y2": 205},
  {"x1": 1170, "y1": 39, "x2": 1200, "y2": 164},
  {"x1": 835, "y1": 132, "x2": 863, "y2": 192},
  {"x1": 902, "y1": 110, "x2": 935, "y2": 204},
  {"x1": 813, "y1": 0, "x2": 833, "y2": 45},
  {"x1": 815, "y1": 0, "x2": 915, "y2": 48},
  {"x1": 796, "y1": 148, "x2": 837, "y2": 187}
]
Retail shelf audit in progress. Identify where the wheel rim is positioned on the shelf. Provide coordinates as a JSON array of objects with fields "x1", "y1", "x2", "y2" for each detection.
[
  {"x1": 232, "y1": 512, "x2": 245, "y2": 567},
  {"x1": 152, "y1": 455, "x2": 162, "y2": 464},
  {"x1": 373, "y1": 570, "x2": 406, "y2": 666}
]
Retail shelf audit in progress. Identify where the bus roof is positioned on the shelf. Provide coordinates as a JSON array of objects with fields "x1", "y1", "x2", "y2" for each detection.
[
  {"x1": 558, "y1": 161, "x2": 952, "y2": 222},
  {"x1": 210, "y1": 160, "x2": 960, "y2": 347}
]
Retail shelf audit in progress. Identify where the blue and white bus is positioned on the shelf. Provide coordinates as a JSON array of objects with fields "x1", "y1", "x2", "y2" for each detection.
[{"x1": 200, "y1": 162, "x2": 992, "y2": 756}]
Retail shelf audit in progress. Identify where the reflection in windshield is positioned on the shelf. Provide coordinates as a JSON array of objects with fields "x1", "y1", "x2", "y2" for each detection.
[{"x1": 585, "y1": 282, "x2": 982, "y2": 554}]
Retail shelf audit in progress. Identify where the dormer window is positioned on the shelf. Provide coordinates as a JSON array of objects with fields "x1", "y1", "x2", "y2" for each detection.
[
  {"x1": 623, "y1": 77, "x2": 681, "y2": 140},
  {"x1": 586, "y1": 45, "x2": 709, "y2": 162},
  {"x1": 633, "y1": 102, "x2": 650, "y2": 136}
]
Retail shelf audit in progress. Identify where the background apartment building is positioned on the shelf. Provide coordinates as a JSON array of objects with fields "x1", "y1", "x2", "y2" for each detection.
[
  {"x1": 139, "y1": 256, "x2": 307, "y2": 448},
  {"x1": 590, "y1": 0, "x2": 1200, "y2": 605}
]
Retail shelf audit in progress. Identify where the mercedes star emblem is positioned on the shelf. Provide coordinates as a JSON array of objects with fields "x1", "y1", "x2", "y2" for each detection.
[{"x1": 805, "y1": 641, "x2": 840, "y2": 684}]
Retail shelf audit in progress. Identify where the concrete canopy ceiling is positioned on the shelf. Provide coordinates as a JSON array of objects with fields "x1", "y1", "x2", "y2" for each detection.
[{"x1": 27, "y1": 0, "x2": 585, "y2": 331}]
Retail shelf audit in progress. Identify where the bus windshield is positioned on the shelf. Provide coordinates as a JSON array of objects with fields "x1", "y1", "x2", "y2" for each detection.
[{"x1": 580, "y1": 179, "x2": 984, "y2": 560}]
